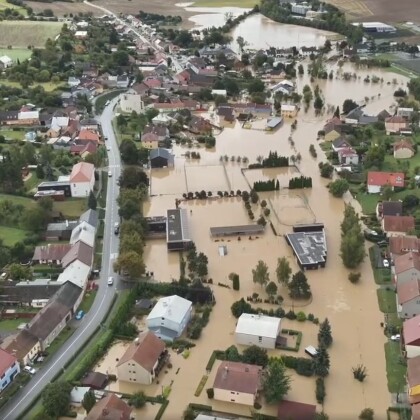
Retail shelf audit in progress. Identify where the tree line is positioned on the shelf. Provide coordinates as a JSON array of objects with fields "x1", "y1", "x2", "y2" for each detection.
[
  {"x1": 253, "y1": 179, "x2": 280, "y2": 192},
  {"x1": 288, "y1": 176, "x2": 312, "y2": 189}
]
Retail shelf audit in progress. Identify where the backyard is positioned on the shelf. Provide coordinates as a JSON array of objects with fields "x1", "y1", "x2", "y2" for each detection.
[
  {"x1": 53, "y1": 199, "x2": 87, "y2": 218},
  {"x1": 0, "y1": 318, "x2": 26, "y2": 332},
  {"x1": 384, "y1": 341, "x2": 407, "y2": 393},
  {"x1": 0, "y1": 226, "x2": 28, "y2": 246},
  {"x1": 0, "y1": 48, "x2": 31, "y2": 61},
  {"x1": 377, "y1": 288, "x2": 398, "y2": 314}
]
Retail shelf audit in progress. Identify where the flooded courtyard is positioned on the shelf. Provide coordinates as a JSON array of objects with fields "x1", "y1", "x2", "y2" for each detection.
[{"x1": 122, "y1": 64, "x2": 408, "y2": 418}]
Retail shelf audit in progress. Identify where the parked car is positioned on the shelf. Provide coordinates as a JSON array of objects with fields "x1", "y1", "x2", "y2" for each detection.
[
  {"x1": 75, "y1": 310, "x2": 85, "y2": 320},
  {"x1": 383, "y1": 259, "x2": 390, "y2": 268},
  {"x1": 24, "y1": 366, "x2": 36, "y2": 375},
  {"x1": 391, "y1": 334, "x2": 401, "y2": 341},
  {"x1": 114, "y1": 226, "x2": 119, "y2": 235}
]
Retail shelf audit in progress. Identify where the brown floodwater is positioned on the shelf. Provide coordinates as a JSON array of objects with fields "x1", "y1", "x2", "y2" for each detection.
[{"x1": 115, "y1": 64, "x2": 408, "y2": 419}]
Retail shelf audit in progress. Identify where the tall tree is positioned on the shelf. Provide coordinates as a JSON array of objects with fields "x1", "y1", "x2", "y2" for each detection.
[
  {"x1": 312, "y1": 345, "x2": 330, "y2": 377},
  {"x1": 340, "y1": 205, "x2": 365, "y2": 268},
  {"x1": 266, "y1": 281, "x2": 278, "y2": 297},
  {"x1": 113, "y1": 250, "x2": 145, "y2": 278},
  {"x1": 318, "y1": 318, "x2": 333, "y2": 348},
  {"x1": 88, "y1": 191, "x2": 97, "y2": 210},
  {"x1": 42, "y1": 381, "x2": 72, "y2": 417},
  {"x1": 262, "y1": 358, "x2": 291, "y2": 403},
  {"x1": 276, "y1": 257, "x2": 291, "y2": 286},
  {"x1": 252, "y1": 260, "x2": 270, "y2": 288},
  {"x1": 82, "y1": 390, "x2": 96, "y2": 413},
  {"x1": 242, "y1": 345, "x2": 269, "y2": 367},
  {"x1": 288, "y1": 271, "x2": 311, "y2": 299}
]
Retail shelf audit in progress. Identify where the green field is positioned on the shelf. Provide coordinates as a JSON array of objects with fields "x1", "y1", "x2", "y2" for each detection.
[
  {"x1": 0, "y1": 47, "x2": 31, "y2": 61},
  {"x1": 0, "y1": 79, "x2": 63, "y2": 92},
  {"x1": 0, "y1": 0, "x2": 26, "y2": 15},
  {"x1": 385, "y1": 342, "x2": 407, "y2": 393},
  {"x1": 191, "y1": 0, "x2": 258, "y2": 6},
  {"x1": 0, "y1": 225, "x2": 28, "y2": 246},
  {"x1": 0, "y1": 193, "x2": 35, "y2": 209},
  {"x1": 0, "y1": 129, "x2": 25, "y2": 141},
  {"x1": 53, "y1": 198, "x2": 87, "y2": 218},
  {"x1": 0, "y1": 21, "x2": 63, "y2": 48}
]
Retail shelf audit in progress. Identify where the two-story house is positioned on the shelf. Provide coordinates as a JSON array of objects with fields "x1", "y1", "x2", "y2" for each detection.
[{"x1": 0, "y1": 349, "x2": 20, "y2": 392}]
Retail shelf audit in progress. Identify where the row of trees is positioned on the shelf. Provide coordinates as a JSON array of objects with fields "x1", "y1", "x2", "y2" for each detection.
[
  {"x1": 253, "y1": 179, "x2": 280, "y2": 192},
  {"x1": 340, "y1": 205, "x2": 365, "y2": 269},
  {"x1": 288, "y1": 176, "x2": 312, "y2": 189}
]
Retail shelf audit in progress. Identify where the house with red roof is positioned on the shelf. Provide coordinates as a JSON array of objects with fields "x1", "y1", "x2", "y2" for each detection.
[
  {"x1": 76, "y1": 129, "x2": 100, "y2": 143},
  {"x1": 69, "y1": 162, "x2": 95, "y2": 197},
  {"x1": 277, "y1": 400, "x2": 316, "y2": 420},
  {"x1": 86, "y1": 393, "x2": 132, "y2": 420},
  {"x1": 394, "y1": 252, "x2": 420, "y2": 286},
  {"x1": 403, "y1": 314, "x2": 420, "y2": 358},
  {"x1": 0, "y1": 348, "x2": 20, "y2": 392},
  {"x1": 397, "y1": 279, "x2": 420, "y2": 319},
  {"x1": 382, "y1": 215, "x2": 415, "y2": 237},
  {"x1": 367, "y1": 171, "x2": 404, "y2": 193}
]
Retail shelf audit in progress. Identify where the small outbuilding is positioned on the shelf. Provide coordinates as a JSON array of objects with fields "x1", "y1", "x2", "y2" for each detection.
[
  {"x1": 150, "y1": 148, "x2": 174, "y2": 168},
  {"x1": 235, "y1": 313, "x2": 281, "y2": 349}
]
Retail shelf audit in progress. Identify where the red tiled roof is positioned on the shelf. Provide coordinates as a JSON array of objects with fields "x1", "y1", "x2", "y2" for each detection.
[
  {"x1": 86, "y1": 393, "x2": 132, "y2": 420},
  {"x1": 403, "y1": 314, "x2": 420, "y2": 346},
  {"x1": 397, "y1": 278, "x2": 420, "y2": 304},
  {"x1": 367, "y1": 171, "x2": 405, "y2": 187},
  {"x1": 144, "y1": 78, "x2": 162, "y2": 88},
  {"x1": 386, "y1": 115, "x2": 406, "y2": 124},
  {"x1": 70, "y1": 162, "x2": 95, "y2": 183},
  {"x1": 117, "y1": 330, "x2": 165, "y2": 370},
  {"x1": 277, "y1": 400, "x2": 316, "y2": 420},
  {"x1": 383, "y1": 215, "x2": 415, "y2": 233},
  {"x1": 390, "y1": 236, "x2": 420, "y2": 256},
  {"x1": 78, "y1": 129, "x2": 100, "y2": 142},
  {"x1": 407, "y1": 356, "x2": 420, "y2": 387},
  {"x1": 142, "y1": 133, "x2": 159, "y2": 142},
  {"x1": 338, "y1": 147, "x2": 357, "y2": 157},
  {"x1": 394, "y1": 138, "x2": 415, "y2": 152},
  {"x1": 32, "y1": 244, "x2": 72, "y2": 262},
  {"x1": 213, "y1": 361, "x2": 262, "y2": 394},
  {"x1": 0, "y1": 348, "x2": 17, "y2": 377},
  {"x1": 394, "y1": 252, "x2": 420, "y2": 275}
]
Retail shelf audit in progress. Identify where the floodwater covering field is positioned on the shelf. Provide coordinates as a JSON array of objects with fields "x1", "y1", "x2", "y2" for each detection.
[{"x1": 103, "y1": 62, "x2": 410, "y2": 419}]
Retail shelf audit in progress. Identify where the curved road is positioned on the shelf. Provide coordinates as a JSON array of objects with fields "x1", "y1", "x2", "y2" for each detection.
[{"x1": 0, "y1": 99, "x2": 122, "y2": 420}]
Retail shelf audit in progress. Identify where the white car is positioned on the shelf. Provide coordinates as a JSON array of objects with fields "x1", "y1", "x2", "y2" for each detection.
[
  {"x1": 106, "y1": 146, "x2": 111, "y2": 151},
  {"x1": 24, "y1": 366, "x2": 36, "y2": 375},
  {"x1": 107, "y1": 277, "x2": 114, "y2": 286},
  {"x1": 108, "y1": 171, "x2": 112, "y2": 177},
  {"x1": 383, "y1": 259, "x2": 390, "y2": 268},
  {"x1": 391, "y1": 334, "x2": 401, "y2": 341}
]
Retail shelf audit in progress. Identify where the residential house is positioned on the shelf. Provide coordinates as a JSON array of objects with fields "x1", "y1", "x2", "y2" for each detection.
[
  {"x1": 394, "y1": 252, "x2": 420, "y2": 286},
  {"x1": 70, "y1": 141, "x2": 98, "y2": 158},
  {"x1": 26, "y1": 282, "x2": 83, "y2": 350},
  {"x1": 382, "y1": 215, "x2": 415, "y2": 237},
  {"x1": 367, "y1": 171, "x2": 405, "y2": 194},
  {"x1": 146, "y1": 295, "x2": 192, "y2": 341},
  {"x1": 18, "y1": 109, "x2": 39, "y2": 125},
  {"x1": 69, "y1": 162, "x2": 95, "y2": 197},
  {"x1": 67, "y1": 77, "x2": 81, "y2": 87},
  {"x1": 0, "y1": 110, "x2": 19, "y2": 125},
  {"x1": 86, "y1": 393, "x2": 132, "y2": 420},
  {"x1": 217, "y1": 106, "x2": 235, "y2": 123},
  {"x1": 337, "y1": 147, "x2": 359, "y2": 165},
  {"x1": 62, "y1": 240, "x2": 94, "y2": 269},
  {"x1": 277, "y1": 400, "x2": 317, "y2": 420},
  {"x1": 70, "y1": 221, "x2": 96, "y2": 248},
  {"x1": 152, "y1": 113, "x2": 175, "y2": 125},
  {"x1": 81, "y1": 371, "x2": 108, "y2": 389},
  {"x1": 377, "y1": 109, "x2": 391, "y2": 121},
  {"x1": 79, "y1": 209, "x2": 99, "y2": 231},
  {"x1": 0, "y1": 55, "x2": 13, "y2": 69},
  {"x1": 149, "y1": 148, "x2": 174, "y2": 168},
  {"x1": 323, "y1": 117, "x2": 343, "y2": 142},
  {"x1": 2, "y1": 329, "x2": 40, "y2": 366},
  {"x1": 397, "y1": 107, "x2": 414, "y2": 119},
  {"x1": 75, "y1": 30, "x2": 88, "y2": 39},
  {"x1": 0, "y1": 349, "x2": 20, "y2": 393},
  {"x1": 79, "y1": 118, "x2": 99, "y2": 131},
  {"x1": 77, "y1": 129, "x2": 100, "y2": 143},
  {"x1": 117, "y1": 331, "x2": 168, "y2": 385},
  {"x1": 31, "y1": 244, "x2": 72, "y2": 265},
  {"x1": 189, "y1": 116, "x2": 212, "y2": 134},
  {"x1": 235, "y1": 313, "x2": 281, "y2": 349},
  {"x1": 376, "y1": 201, "x2": 403, "y2": 220},
  {"x1": 213, "y1": 361, "x2": 262, "y2": 406},
  {"x1": 390, "y1": 236, "x2": 420, "y2": 260},
  {"x1": 344, "y1": 107, "x2": 363, "y2": 124},
  {"x1": 142, "y1": 125, "x2": 168, "y2": 142},
  {"x1": 385, "y1": 115, "x2": 408, "y2": 134},
  {"x1": 271, "y1": 80, "x2": 294, "y2": 95},
  {"x1": 120, "y1": 92, "x2": 145, "y2": 114},
  {"x1": 394, "y1": 138, "x2": 415, "y2": 159},
  {"x1": 331, "y1": 136, "x2": 351, "y2": 152},
  {"x1": 57, "y1": 259, "x2": 92, "y2": 290},
  {"x1": 403, "y1": 314, "x2": 420, "y2": 358},
  {"x1": 45, "y1": 220, "x2": 79, "y2": 241},
  {"x1": 141, "y1": 133, "x2": 159, "y2": 150},
  {"x1": 407, "y1": 355, "x2": 420, "y2": 404},
  {"x1": 280, "y1": 104, "x2": 298, "y2": 118},
  {"x1": 397, "y1": 279, "x2": 420, "y2": 318}
]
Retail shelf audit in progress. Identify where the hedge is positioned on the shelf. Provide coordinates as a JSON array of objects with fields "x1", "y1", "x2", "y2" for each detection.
[
  {"x1": 276, "y1": 329, "x2": 303, "y2": 352},
  {"x1": 189, "y1": 403, "x2": 213, "y2": 411},
  {"x1": 154, "y1": 399, "x2": 169, "y2": 420},
  {"x1": 206, "y1": 350, "x2": 225, "y2": 371}
]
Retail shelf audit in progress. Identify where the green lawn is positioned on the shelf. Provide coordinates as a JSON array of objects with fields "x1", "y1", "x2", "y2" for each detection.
[
  {"x1": 0, "y1": 193, "x2": 35, "y2": 209},
  {"x1": 0, "y1": 129, "x2": 25, "y2": 141},
  {"x1": 0, "y1": 225, "x2": 28, "y2": 246},
  {"x1": 355, "y1": 191, "x2": 379, "y2": 214},
  {"x1": 24, "y1": 172, "x2": 40, "y2": 192},
  {"x1": 0, "y1": 0, "x2": 26, "y2": 15},
  {"x1": 0, "y1": 48, "x2": 31, "y2": 61},
  {"x1": 0, "y1": 318, "x2": 26, "y2": 332},
  {"x1": 53, "y1": 198, "x2": 87, "y2": 218},
  {"x1": 377, "y1": 288, "x2": 397, "y2": 313},
  {"x1": 191, "y1": 0, "x2": 258, "y2": 6},
  {"x1": 0, "y1": 80, "x2": 63, "y2": 91},
  {"x1": 78, "y1": 290, "x2": 97, "y2": 313},
  {"x1": 384, "y1": 342, "x2": 407, "y2": 393}
]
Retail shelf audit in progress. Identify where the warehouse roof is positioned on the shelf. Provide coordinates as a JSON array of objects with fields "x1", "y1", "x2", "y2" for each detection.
[{"x1": 235, "y1": 313, "x2": 281, "y2": 339}]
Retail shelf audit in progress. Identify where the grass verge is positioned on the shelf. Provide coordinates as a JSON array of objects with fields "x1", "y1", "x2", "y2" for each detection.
[
  {"x1": 78, "y1": 290, "x2": 97, "y2": 313},
  {"x1": 0, "y1": 318, "x2": 27, "y2": 332},
  {"x1": 377, "y1": 288, "x2": 397, "y2": 313},
  {"x1": 384, "y1": 342, "x2": 407, "y2": 393}
]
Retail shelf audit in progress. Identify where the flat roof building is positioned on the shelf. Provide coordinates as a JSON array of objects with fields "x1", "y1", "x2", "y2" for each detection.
[
  {"x1": 266, "y1": 116, "x2": 283, "y2": 130},
  {"x1": 285, "y1": 223, "x2": 327, "y2": 270},
  {"x1": 210, "y1": 224, "x2": 265, "y2": 237},
  {"x1": 166, "y1": 209, "x2": 192, "y2": 251}
]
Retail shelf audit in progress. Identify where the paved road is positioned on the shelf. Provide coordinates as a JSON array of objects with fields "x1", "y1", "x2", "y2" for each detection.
[{"x1": 0, "y1": 99, "x2": 122, "y2": 420}]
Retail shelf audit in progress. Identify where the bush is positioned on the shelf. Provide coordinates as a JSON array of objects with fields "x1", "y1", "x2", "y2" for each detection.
[
  {"x1": 206, "y1": 388, "x2": 214, "y2": 399},
  {"x1": 359, "y1": 408, "x2": 374, "y2": 420},
  {"x1": 282, "y1": 356, "x2": 298, "y2": 369},
  {"x1": 285, "y1": 310, "x2": 297, "y2": 320},
  {"x1": 296, "y1": 311, "x2": 306, "y2": 322},
  {"x1": 348, "y1": 272, "x2": 361, "y2": 284},
  {"x1": 254, "y1": 402, "x2": 262, "y2": 410},
  {"x1": 296, "y1": 358, "x2": 314, "y2": 376},
  {"x1": 316, "y1": 377, "x2": 326, "y2": 403},
  {"x1": 129, "y1": 392, "x2": 146, "y2": 408}
]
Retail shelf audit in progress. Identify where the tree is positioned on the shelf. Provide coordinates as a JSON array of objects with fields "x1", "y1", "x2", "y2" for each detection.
[
  {"x1": 314, "y1": 96, "x2": 324, "y2": 111},
  {"x1": 120, "y1": 231, "x2": 144, "y2": 255},
  {"x1": 319, "y1": 162, "x2": 334, "y2": 178},
  {"x1": 36, "y1": 164, "x2": 45, "y2": 179},
  {"x1": 315, "y1": 377, "x2": 326, "y2": 404},
  {"x1": 340, "y1": 205, "x2": 365, "y2": 269},
  {"x1": 196, "y1": 252, "x2": 208, "y2": 278},
  {"x1": 231, "y1": 298, "x2": 252, "y2": 318},
  {"x1": 88, "y1": 191, "x2": 97, "y2": 210},
  {"x1": 82, "y1": 390, "x2": 96, "y2": 413},
  {"x1": 298, "y1": 64, "x2": 304, "y2": 75},
  {"x1": 381, "y1": 184, "x2": 393, "y2": 201},
  {"x1": 353, "y1": 364, "x2": 368, "y2": 382},
  {"x1": 288, "y1": 271, "x2": 311, "y2": 299},
  {"x1": 237, "y1": 35, "x2": 246, "y2": 51},
  {"x1": 318, "y1": 318, "x2": 332, "y2": 348},
  {"x1": 22, "y1": 206, "x2": 49, "y2": 232},
  {"x1": 113, "y1": 251, "x2": 145, "y2": 278},
  {"x1": 276, "y1": 257, "x2": 291, "y2": 286},
  {"x1": 409, "y1": 77, "x2": 420, "y2": 101},
  {"x1": 342, "y1": 99, "x2": 358, "y2": 114},
  {"x1": 312, "y1": 344, "x2": 330, "y2": 377},
  {"x1": 120, "y1": 139, "x2": 140, "y2": 164},
  {"x1": 242, "y1": 345, "x2": 269, "y2": 367},
  {"x1": 266, "y1": 281, "x2": 278, "y2": 297},
  {"x1": 119, "y1": 166, "x2": 149, "y2": 189},
  {"x1": 129, "y1": 391, "x2": 146, "y2": 408},
  {"x1": 329, "y1": 179, "x2": 349, "y2": 197},
  {"x1": 359, "y1": 408, "x2": 374, "y2": 420},
  {"x1": 252, "y1": 260, "x2": 269, "y2": 288},
  {"x1": 225, "y1": 345, "x2": 241, "y2": 361},
  {"x1": 348, "y1": 272, "x2": 361, "y2": 284},
  {"x1": 42, "y1": 381, "x2": 72, "y2": 417},
  {"x1": 364, "y1": 144, "x2": 385, "y2": 168},
  {"x1": 8, "y1": 263, "x2": 31, "y2": 280},
  {"x1": 262, "y1": 358, "x2": 291, "y2": 403}
]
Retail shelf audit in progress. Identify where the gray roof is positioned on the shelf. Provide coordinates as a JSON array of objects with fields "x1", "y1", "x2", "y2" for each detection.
[
  {"x1": 359, "y1": 115, "x2": 378, "y2": 125},
  {"x1": 150, "y1": 148, "x2": 173, "y2": 160},
  {"x1": 267, "y1": 117, "x2": 283, "y2": 128},
  {"x1": 286, "y1": 228, "x2": 327, "y2": 267},
  {"x1": 210, "y1": 224, "x2": 265, "y2": 237},
  {"x1": 167, "y1": 209, "x2": 190, "y2": 243},
  {"x1": 80, "y1": 118, "x2": 98, "y2": 126},
  {"x1": 46, "y1": 220, "x2": 79, "y2": 233},
  {"x1": 79, "y1": 209, "x2": 99, "y2": 229},
  {"x1": 0, "y1": 281, "x2": 61, "y2": 305},
  {"x1": 382, "y1": 201, "x2": 403, "y2": 216},
  {"x1": 346, "y1": 106, "x2": 364, "y2": 120}
]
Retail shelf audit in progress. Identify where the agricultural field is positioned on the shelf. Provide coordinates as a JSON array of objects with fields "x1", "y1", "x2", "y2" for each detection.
[
  {"x1": 23, "y1": 0, "x2": 102, "y2": 17},
  {"x1": 0, "y1": 0, "x2": 26, "y2": 14},
  {"x1": 0, "y1": 21, "x2": 63, "y2": 48},
  {"x1": 0, "y1": 48, "x2": 32, "y2": 61}
]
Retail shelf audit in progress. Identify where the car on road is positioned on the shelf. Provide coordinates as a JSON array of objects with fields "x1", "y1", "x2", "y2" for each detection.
[
  {"x1": 383, "y1": 259, "x2": 390, "y2": 268},
  {"x1": 391, "y1": 334, "x2": 401, "y2": 341},
  {"x1": 114, "y1": 225, "x2": 119, "y2": 235},
  {"x1": 75, "y1": 310, "x2": 84, "y2": 320},
  {"x1": 108, "y1": 171, "x2": 112, "y2": 177},
  {"x1": 24, "y1": 366, "x2": 36, "y2": 375},
  {"x1": 107, "y1": 277, "x2": 114, "y2": 286},
  {"x1": 106, "y1": 146, "x2": 111, "y2": 151},
  {"x1": 104, "y1": 136, "x2": 108, "y2": 141}
]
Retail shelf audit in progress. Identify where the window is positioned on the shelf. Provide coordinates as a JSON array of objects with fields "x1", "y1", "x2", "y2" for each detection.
[{"x1": 258, "y1": 336, "x2": 262, "y2": 342}]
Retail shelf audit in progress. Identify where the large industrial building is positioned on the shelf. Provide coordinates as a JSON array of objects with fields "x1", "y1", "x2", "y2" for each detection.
[
  {"x1": 166, "y1": 209, "x2": 192, "y2": 251},
  {"x1": 352, "y1": 22, "x2": 396, "y2": 33}
]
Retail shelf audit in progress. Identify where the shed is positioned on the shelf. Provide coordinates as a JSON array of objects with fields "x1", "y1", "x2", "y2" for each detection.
[
  {"x1": 266, "y1": 117, "x2": 283, "y2": 131},
  {"x1": 150, "y1": 148, "x2": 174, "y2": 168},
  {"x1": 81, "y1": 371, "x2": 108, "y2": 389}
]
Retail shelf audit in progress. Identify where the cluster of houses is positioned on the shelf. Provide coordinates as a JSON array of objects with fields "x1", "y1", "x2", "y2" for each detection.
[{"x1": 0, "y1": 209, "x2": 98, "y2": 384}]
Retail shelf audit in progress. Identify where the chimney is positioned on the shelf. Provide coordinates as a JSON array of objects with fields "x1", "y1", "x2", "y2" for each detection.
[{"x1": 102, "y1": 408, "x2": 109, "y2": 416}]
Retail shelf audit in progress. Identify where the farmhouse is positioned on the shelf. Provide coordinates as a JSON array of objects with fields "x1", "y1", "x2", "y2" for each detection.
[
  {"x1": 0, "y1": 349, "x2": 20, "y2": 393},
  {"x1": 2, "y1": 329, "x2": 41, "y2": 366},
  {"x1": 367, "y1": 171, "x2": 404, "y2": 194},
  {"x1": 146, "y1": 295, "x2": 192, "y2": 341},
  {"x1": 0, "y1": 55, "x2": 13, "y2": 69},
  {"x1": 397, "y1": 279, "x2": 420, "y2": 319},
  {"x1": 385, "y1": 115, "x2": 407, "y2": 134},
  {"x1": 235, "y1": 313, "x2": 281, "y2": 349},
  {"x1": 337, "y1": 147, "x2": 359, "y2": 165},
  {"x1": 394, "y1": 138, "x2": 415, "y2": 159},
  {"x1": 70, "y1": 221, "x2": 96, "y2": 248},
  {"x1": 117, "y1": 331, "x2": 168, "y2": 385},
  {"x1": 285, "y1": 223, "x2": 327, "y2": 270},
  {"x1": 382, "y1": 215, "x2": 415, "y2": 237},
  {"x1": 69, "y1": 162, "x2": 95, "y2": 197},
  {"x1": 403, "y1": 315, "x2": 420, "y2": 358},
  {"x1": 213, "y1": 361, "x2": 262, "y2": 406},
  {"x1": 31, "y1": 243, "x2": 72, "y2": 265},
  {"x1": 166, "y1": 208, "x2": 192, "y2": 251}
]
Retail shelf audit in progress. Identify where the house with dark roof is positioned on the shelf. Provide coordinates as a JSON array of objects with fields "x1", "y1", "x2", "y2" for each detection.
[
  {"x1": 142, "y1": 124, "x2": 169, "y2": 141},
  {"x1": 403, "y1": 314, "x2": 420, "y2": 358},
  {"x1": 189, "y1": 116, "x2": 212, "y2": 134},
  {"x1": 376, "y1": 201, "x2": 403, "y2": 220},
  {"x1": 382, "y1": 215, "x2": 415, "y2": 237},
  {"x1": 81, "y1": 371, "x2": 108, "y2": 389},
  {"x1": 397, "y1": 278, "x2": 420, "y2": 319},
  {"x1": 45, "y1": 220, "x2": 79, "y2": 241},
  {"x1": 277, "y1": 400, "x2": 316, "y2": 420},
  {"x1": 79, "y1": 209, "x2": 99, "y2": 230},
  {"x1": 0, "y1": 348, "x2": 20, "y2": 392},
  {"x1": 331, "y1": 136, "x2": 351, "y2": 152},
  {"x1": 150, "y1": 148, "x2": 174, "y2": 168},
  {"x1": 86, "y1": 393, "x2": 132, "y2": 420},
  {"x1": 117, "y1": 331, "x2": 168, "y2": 384},
  {"x1": 2, "y1": 329, "x2": 41, "y2": 365},
  {"x1": 213, "y1": 361, "x2": 262, "y2": 405}
]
